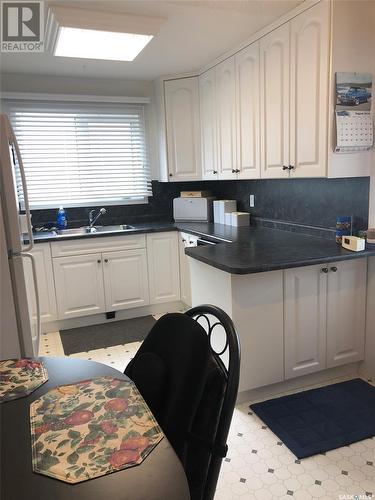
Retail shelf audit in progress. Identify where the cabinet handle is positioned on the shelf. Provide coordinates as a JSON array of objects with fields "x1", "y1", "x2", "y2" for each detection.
[
  {"x1": 232, "y1": 169, "x2": 236, "y2": 173},
  {"x1": 104, "y1": 259, "x2": 109, "y2": 263},
  {"x1": 97, "y1": 259, "x2": 101, "y2": 264},
  {"x1": 321, "y1": 267, "x2": 329, "y2": 274},
  {"x1": 235, "y1": 169, "x2": 240, "y2": 173},
  {"x1": 213, "y1": 170, "x2": 218, "y2": 174},
  {"x1": 288, "y1": 165, "x2": 295, "y2": 171},
  {"x1": 282, "y1": 165, "x2": 288, "y2": 171},
  {"x1": 330, "y1": 266, "x2": 338, "y2": 272},
  {"x1": 169, "y1": 173, "x2": 173, "y2": 177}
]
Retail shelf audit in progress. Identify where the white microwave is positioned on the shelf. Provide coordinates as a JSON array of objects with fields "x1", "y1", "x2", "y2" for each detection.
[{"x1": 173, "y1": 197, "x2": 216, "y2": 222}]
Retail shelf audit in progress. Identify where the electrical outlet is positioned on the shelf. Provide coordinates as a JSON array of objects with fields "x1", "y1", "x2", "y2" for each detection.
[{"x1": 249, "y1": 194, "x2": 255, "y2": 208}]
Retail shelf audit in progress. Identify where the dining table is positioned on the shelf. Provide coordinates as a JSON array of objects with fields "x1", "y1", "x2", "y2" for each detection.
[{"x1": 0, "y1": 356, "x2": 191, "y2": 500}]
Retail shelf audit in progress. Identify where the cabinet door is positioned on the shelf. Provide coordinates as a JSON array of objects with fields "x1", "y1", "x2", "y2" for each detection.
[
  {"x1": 53, "y1": 253, "x2": 105, "y2": 319},
  {"x1": 147, "y1": 232, "x2": 180, "y2": 304},
  {"x1": 24, "y1": 244, "x2": 57, "y2": 323},
  {"x1": 284, "y1": 265, "x2": 327, "y2": 379},
  {"x1": 327, "y1": 259, "x2": 367, "y2": 368},
  {"x1": 260, "y1": 23, "x2": 290, "y2": 178},
  {"x1": 289, "y1": 1, "x2": 330, "y2": 177},
  {"x1": 164, "y1": 77, "x2": 201, "y2": 181},
  {"x1": 232, "y1": 270, "x2": 284, "y2": 392},
  {"x1": 216, "y1": 57, "x2": 237, "y2": 179},
  {"x1": 235, "y1": 42, "x2": 261, "y2": 179},
  {"x1": 179, "y1": 233, "x2": 192, "y2": 307},
  {"x1": 103, "y1": 249, "x2": 149, "y2": 311},
  {"x1": 199, "y1": 68, "x2": 218, "y2": 180}
]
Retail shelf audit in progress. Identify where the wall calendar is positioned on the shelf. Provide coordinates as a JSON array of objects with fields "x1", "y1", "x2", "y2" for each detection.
[{"x1": 335, "y1": 110, "x2": 373, "y2": 153}]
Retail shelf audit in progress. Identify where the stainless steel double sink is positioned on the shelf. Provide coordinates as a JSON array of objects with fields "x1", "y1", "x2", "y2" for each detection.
[{"x1": 56, "y1": 224, "x2": 135, "y2": 236}]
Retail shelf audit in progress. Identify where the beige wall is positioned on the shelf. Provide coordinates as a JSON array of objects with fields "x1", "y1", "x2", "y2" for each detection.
[
  {"x1": 0, "y1": 73, "x2": 153, "y2": 97},
  {"x1": 328, "y1": 0, "x2": 375, "y2": 178},
  {"x1": 368, "y1": 1, "x2": 375, "y2": 226}
]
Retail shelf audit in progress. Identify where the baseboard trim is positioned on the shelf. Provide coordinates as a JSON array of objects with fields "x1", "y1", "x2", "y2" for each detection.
[
  {"x1": 236, "y1": 362, "x2": 361, "y2": 404},
  {"x1": 42, "y1": 301, "x2": 186, "y2": 333}
]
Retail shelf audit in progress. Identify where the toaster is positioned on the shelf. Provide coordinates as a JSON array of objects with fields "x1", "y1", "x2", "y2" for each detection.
[
  {"x1": 173, "y1": 197, "x2": 216, "y2": 222},
  {"x1": 342, "y1": 235, "x2": 366, "y2": 252}
]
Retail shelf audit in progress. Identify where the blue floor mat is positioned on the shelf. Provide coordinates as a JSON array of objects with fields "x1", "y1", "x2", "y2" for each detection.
[{"x1": 250, "y1": 378, "x2": 375, "y2": 459}]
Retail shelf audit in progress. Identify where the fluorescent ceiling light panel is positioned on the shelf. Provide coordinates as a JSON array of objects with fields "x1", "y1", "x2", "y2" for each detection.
[
  {"x1": 46, "y1": 6, "x2": 165, "y2": 62},
  {"x1": 55, "y1": 27, "x2": 153, "y2": 61}
]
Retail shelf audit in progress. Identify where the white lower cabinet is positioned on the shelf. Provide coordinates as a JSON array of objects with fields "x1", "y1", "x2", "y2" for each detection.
[
  {"x1": 24, "y1": 243, "x2": 58, "y2": 323},
  {"x1": 327, "y1": 259, "x2": 367, "y2": 367},
  {"x1": 284, "y1": 259, "x2": 367, "y2": 379},
  {"x1": 103, "y1": 249, "x2": 149, "y2": 311},
  {"x1": 147, "y1": 232, "x2": 180, "y2": 304},
  {"x1": 232, "y1": 270, "x2": 284, "y2": 392},
  {"x1": 52, "y1": 231, "x2": 184, "y2": 319},
  {"x1": 284, "y1": 264, "x2": 327, "y2": 378},
  {"x1": 53, "y1": 253, "x2": 106, "y2": 319},
  {"x1": 52, "y1": 232, "x2": 181, "y2": 321},
  {"x1": 178, "y1": 233, "x2": 192, "y2": 307},
  {"x1": 190, "y1": 256, "x2": 367, "y2": 392}
]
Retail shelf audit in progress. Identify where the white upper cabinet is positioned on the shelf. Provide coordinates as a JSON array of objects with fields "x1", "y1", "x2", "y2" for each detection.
[
  {"x1": 215, "y1": 58, "x2": 237, "y2": 180},
  {"x1": 327, "y1": 259, "x2": 367, "y2": 368},
  {"x1": 260, "y1": 23, "x2": 290, "y2": 178},
  {"x1": 235, "y1": 42, "x2": 261, "y2": 179},
  {"x1": 199, "y1": 68, "x2": 218, "y2": 180},
  {"x1": 164, "y1": 77, "x2": 201, "y2": 181},
  {"x1": 289, "y1": 0, "x2": 330, "y2": 178},
  {"x1": 158, "y1": 1, "x2": 343, "y2": 181}
]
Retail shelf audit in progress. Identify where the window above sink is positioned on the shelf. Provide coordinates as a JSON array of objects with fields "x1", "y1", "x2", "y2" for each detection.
[{"x1": 5, "y1": 99, "x2": 152, "y2": 209}]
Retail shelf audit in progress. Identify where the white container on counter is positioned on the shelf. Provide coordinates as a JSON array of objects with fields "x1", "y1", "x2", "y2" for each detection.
[
  {"x1": 213, "y1": 200, "x2": 237, "y2": 224},
  {"x1": 230, "y1": 212, "x2": 250, "y2": 227}
]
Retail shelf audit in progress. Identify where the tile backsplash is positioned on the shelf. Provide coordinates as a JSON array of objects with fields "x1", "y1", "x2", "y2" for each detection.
[{"x1": 31, "y1": 177, "x2": 370, "y2": 236}]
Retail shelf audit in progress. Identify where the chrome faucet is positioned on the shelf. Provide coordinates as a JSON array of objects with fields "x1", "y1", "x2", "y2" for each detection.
[{"x1": 88, "y1": 208, "x2": 107, "y2": 229}]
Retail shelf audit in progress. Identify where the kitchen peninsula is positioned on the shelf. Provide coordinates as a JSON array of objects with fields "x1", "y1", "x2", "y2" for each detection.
[{"x1": 183, "y1": 224, "x2": 375, "y2": 397}]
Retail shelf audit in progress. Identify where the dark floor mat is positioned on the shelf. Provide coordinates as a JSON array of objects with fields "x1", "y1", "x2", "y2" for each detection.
[
  {"x1": 250, "y1": 378, "x2": 375, "y2": 459},
  {"x1": 60, "y1": 316, "x2": 156, "y2": 355}
]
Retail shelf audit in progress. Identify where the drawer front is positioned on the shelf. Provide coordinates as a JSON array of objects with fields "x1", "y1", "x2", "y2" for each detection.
[{"x1": 51, "y1": 234, "x2": 146, "y2": 257}]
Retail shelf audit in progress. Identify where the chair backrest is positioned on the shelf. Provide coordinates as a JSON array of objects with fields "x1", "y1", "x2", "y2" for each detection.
[
  {"x1": 185, "y1": 305, "x2": 240, "y2": 500},
  {"x1": 124, "y1": 306, "x2": 240, "y2": 500},
  {"x1": 124, "y1": 312, "x2": 211, "y2": 462}
]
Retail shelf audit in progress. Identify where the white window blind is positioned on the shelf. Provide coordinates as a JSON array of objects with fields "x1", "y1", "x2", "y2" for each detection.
[{"x1": 7, "y1": 100, "x2": 151, "y2": 208}]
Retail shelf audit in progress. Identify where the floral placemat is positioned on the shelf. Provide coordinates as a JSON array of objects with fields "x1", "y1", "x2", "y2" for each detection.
[
  {"x1": 0, "y1": 359, "x2": 48, "y2": 403},
  {"x1": 30, "y1": 376, "x2": 164, "y2": 483}
]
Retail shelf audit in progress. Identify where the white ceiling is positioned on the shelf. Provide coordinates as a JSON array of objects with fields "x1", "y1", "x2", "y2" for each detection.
[{"x1": 0, "y1": 0, "x2": 302, "y2": 81}]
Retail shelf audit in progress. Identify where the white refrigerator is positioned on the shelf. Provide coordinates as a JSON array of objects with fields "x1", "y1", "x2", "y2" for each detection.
[{"x1": 0, "y1": 113, "x2": 41, "y2": 358}]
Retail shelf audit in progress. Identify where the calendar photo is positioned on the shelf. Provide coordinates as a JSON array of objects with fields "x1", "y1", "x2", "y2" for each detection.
[{"x1": 336, "y1": 72, "x2": 372, "y2": 111}]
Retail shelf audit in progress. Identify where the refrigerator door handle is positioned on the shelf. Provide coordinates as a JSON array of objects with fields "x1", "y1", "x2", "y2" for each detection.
[
  {"x1": 21, "y1": 252, "x2": 41, "y2": 353},
  {"x1": 11, "y1": 133, "x2": 34, "y2": 252}
]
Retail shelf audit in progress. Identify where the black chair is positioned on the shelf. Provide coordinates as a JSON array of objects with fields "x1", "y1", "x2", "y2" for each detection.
[
  {"x1": 125, "y1": 305, "x2": 240, "y2": 500},
  {"x1": 185, "y1": 305, "x2": 240, "y2": 500}
]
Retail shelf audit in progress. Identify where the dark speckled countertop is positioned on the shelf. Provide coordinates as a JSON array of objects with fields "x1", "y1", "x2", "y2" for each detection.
[{"x1": 33, "y1": 221, "x2": 375, "y2": 275}]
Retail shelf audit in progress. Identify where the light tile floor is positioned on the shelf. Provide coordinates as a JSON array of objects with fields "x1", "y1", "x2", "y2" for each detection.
[{"x1": 39, "y1": 331, "x2": 375, "y2": 500}]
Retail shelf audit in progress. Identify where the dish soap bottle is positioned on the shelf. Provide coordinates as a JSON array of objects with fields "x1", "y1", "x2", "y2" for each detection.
[{"x1": 56, "y1": 207, "x2": 67, "y2": 230}]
